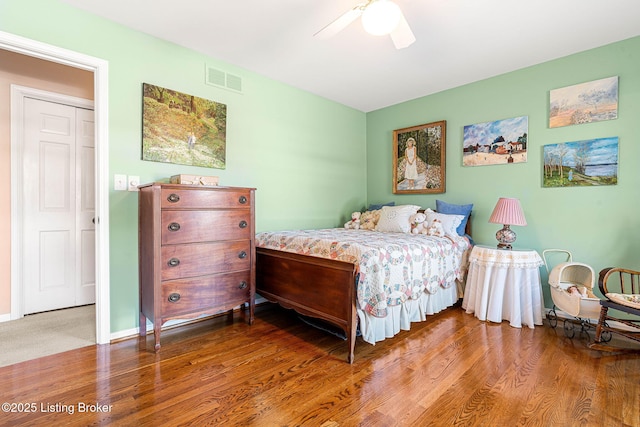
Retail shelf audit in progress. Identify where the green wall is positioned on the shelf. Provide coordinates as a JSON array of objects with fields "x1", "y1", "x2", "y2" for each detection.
[
  {"x1": 1, "y1": 0, "x2": 366, "y2": 333},
  {"x1": 3, "y1": 0, "x2": 639, "y2": 332},
  {"x1": 366, "y1": 36, "x2": 640, "y2": 305}
]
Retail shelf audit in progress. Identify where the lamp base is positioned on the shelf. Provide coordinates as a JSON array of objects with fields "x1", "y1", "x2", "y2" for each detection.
[{"x1": 495, "y1": 224, "x2": 517, "y2": 250}]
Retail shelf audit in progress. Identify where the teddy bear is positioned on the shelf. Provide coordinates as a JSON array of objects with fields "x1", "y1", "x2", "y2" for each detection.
[
  {"x1": 344, "y1": 211, "x2": 361, "y2": 229},
  {"x1": 359, "y1": 209, "x2": 380, "y2": 231},
  {"x1": 426, "y1": 218, "x2": 445, "y2": 237},
  {"x1": 410, "y1": 212, "x2": 428, "y2": 234}
]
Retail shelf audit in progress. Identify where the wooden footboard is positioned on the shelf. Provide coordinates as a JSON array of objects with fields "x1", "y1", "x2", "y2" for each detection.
[{"x1": 256, "y1": 247, "x2": 358, "y2": 363}]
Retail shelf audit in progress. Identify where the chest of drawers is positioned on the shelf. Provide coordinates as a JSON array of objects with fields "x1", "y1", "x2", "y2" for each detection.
[{"x1": 138, "y1": 183, "x2": 256, "y2": 350}]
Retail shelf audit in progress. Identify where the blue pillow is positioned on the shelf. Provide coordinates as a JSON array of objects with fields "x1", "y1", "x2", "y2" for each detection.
[
  {"x1": 368, "y1": 201, "x2": 395, "y2": 211},
  {"x1": 436, "y1": 200, "x2": 473, "y2": 236}
]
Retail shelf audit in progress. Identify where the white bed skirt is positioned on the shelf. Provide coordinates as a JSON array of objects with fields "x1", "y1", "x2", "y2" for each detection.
[{"x1": 357, "y1": 282, "x2": 461, "y2": 345}]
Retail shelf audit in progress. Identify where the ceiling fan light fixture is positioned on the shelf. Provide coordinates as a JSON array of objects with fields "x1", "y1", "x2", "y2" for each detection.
[{"x1": 361, "y1": 0, "x2": 401, "y2": 36}]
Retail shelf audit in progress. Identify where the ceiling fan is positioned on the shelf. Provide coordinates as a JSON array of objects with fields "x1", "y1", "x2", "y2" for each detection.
[{"x1": 314, "y1": 0, "x2": 416, "y2": 49}]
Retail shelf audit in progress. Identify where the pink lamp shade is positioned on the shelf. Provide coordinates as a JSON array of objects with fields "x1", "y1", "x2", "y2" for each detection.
[
  {"x1": 489, "y1": 197, "x2": 527, "y2": 226},
  {"x1": 488, "y1": 198, "x2": 527, "y2": 249}
]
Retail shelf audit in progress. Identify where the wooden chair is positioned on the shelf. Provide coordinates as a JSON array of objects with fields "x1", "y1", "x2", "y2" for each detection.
[{"x1": 592, "y1": 267, "x2": 640, "y2": 350}]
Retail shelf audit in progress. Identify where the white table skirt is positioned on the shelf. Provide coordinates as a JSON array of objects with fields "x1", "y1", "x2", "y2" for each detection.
[{"x1": 462, "y1": 245, "x2": 544, "y2": 328}]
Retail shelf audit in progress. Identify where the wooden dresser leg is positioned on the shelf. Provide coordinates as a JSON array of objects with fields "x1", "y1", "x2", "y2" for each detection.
[
  {"x1": 154, "y1": 324, "x2": 161, "y2": 351},
  {"x1": 139, "y1": 313, "x2": 147, "y2": 337},
  {"x1": 248, "y1": 301, "x2": 255, "y2": 325}
]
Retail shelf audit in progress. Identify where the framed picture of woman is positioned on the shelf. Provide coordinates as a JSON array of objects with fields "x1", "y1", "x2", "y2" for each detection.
[{"x1": 393, "y1": 120, "x2": 446, "y2": 194}]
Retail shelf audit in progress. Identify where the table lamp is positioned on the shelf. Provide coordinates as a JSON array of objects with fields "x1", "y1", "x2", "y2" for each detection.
[{"x1": 488, "y1": 197, "x2": 527, "y2": 250}]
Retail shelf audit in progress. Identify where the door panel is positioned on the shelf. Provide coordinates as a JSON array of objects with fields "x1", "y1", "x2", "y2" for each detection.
[
  {"x1": 23, "y1": 98, "x2": 95, "y2": 313},
  {"x1": 75, "y1": 107, "x2": 95, "y2": 305}
]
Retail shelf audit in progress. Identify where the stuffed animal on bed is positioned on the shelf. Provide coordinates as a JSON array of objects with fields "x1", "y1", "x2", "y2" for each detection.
[
  {"x1": 359, "y1": 209, "x2": 380, "y2": 230},
  {"x1": 410, "y1": 212, "x2": 428, "y2": 234},
  {"x1": 426, "y1": 218, "x2": 445, "y2": 237},
  {"x1": 344, "y1": 211, "x2": 361, "y2": 229}
]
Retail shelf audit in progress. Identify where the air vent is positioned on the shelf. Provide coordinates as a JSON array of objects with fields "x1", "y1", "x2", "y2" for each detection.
[
  {"x1": 206, "y1": 67, "x2": 225, "y2": 86},
  {"x1": 206, "y1": 65, "x2": 243, "y2": 94},
  {"x1": 225, "y1": 73, "x2": 242, "y2": 92}
]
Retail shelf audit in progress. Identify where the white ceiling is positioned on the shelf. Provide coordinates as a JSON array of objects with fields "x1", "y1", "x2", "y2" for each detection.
[{"x1": 62, "y1": 0, "x2": 640, "y2": 112}]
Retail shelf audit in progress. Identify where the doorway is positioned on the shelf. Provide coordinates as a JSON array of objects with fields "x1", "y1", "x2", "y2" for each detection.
[
  {"x1": 2, "y1": 30, "x2": 111, "y2": 344},
  {"x1": 16, "y1": 91, "x2": 95, "y2": 314}
]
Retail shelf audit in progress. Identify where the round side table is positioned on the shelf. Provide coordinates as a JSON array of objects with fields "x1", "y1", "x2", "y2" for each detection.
[{"x1": 462, "y1": 245, "x2": 544, "y2": 328}]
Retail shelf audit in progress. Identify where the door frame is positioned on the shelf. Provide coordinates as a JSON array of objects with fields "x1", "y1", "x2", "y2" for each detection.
[
  {"x1": 12, "y1": 85, "x2": 94, "y2": 315},
  {"x1": 2, "y1": 30, "x2": 111, "y2": 345}
]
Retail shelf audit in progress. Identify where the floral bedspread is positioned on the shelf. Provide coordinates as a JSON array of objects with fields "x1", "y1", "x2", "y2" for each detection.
[{"x1": 256, "y1": 229, "x2": 471, "y2": 318}]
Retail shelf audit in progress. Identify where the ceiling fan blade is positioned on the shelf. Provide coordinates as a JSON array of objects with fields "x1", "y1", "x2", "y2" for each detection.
[
  {"x1": 390, "y1": 12, "x2": 416, "y2": 49},
  {"x1": 314, "y1": 7, "x2": 363, "y2": 40}
]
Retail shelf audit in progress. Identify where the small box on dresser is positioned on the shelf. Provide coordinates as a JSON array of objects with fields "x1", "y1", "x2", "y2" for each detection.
[{"x1": 138, "y1": 183, "x2": 256, "y2": 351}]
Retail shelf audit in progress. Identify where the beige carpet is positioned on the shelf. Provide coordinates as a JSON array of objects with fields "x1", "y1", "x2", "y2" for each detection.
[{"x1": 0, "y1": 305, "x2": 95, "y2": 367}]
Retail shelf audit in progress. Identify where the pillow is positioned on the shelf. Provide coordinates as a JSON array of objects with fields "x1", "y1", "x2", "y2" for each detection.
[
  {"x1": 368, "y1": 201, "x2": 395, "y2": 211},
  {"x1": 425, "y1": 211, "x2": 465, "y2": 237},
  {"x1": 436, "y1": 200, "x2": 473, "y2": 236},
  {"x1": 375, "y1": 205, "x2": 420, "y2": 233}
]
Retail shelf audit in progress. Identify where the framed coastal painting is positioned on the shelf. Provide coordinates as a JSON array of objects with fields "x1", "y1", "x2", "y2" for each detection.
[
  {"x1": 463, "y1": 116, "x2": 528, "y2": 166},
  {"x1": 543, "y1": 137, "x2": 618, "y2": 187},
  {"x1": 393, "y1": 120, "x2": 446, "y2": 194},
  {"x1": 549, "y1": 76, "x2": 618, "y2": 128},
  {"x1": 142, "y1": 83, "x2": 227, "y2": 168}
]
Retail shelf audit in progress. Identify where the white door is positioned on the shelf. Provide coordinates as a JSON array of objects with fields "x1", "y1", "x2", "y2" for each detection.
[{"x1": 22, "y1": 97, "x2": 95, "y2": 314}]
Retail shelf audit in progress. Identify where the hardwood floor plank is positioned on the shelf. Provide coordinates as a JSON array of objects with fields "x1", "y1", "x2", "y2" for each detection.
[{"x1": 1, "y1": 304, "x2": 638, "y2": 426}]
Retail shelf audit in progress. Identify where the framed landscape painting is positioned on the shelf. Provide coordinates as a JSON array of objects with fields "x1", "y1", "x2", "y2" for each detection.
[
  {"x1": 543, "y1": 137, "x2": 618, "y2": 187},
  {"x1": 549, "y1": 76, "x2": 618, "y2": 128},
  {"x1": 393, "y1": 120, "x2": 446, "y2": 194},
  {"x1": 142, "y1": 83, "x2": 227, "y2": 168},
  {"x1": 463, "y1": 116, "x2": 528, "y2": 167}
]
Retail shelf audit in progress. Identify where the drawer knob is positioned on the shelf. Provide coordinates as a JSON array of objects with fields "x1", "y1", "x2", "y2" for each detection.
[
  {"x1": 238, "y1": 251, "x2": 247, "y2": 259},
  {"x1": 238, "y1": 281, "x2": 248, "y2": 290},
  {"x1": 168, "y1": 222, "x2": 181, "y2": 232},
  {"x1": 239, "y1": 220, "x2": 248, "y2": 229},
  {"x1": 168, "y1": 258, "x2": 180, "y2": 267},
  {"x1": 168, "y1": 293, "x2": 181, "y2": 303},
  {"x1": 167, "y1": 193, "x2": 180, "y2": 203},
  {"x1": 238, "y1": 195, "x2": 247, "y2": 204}
]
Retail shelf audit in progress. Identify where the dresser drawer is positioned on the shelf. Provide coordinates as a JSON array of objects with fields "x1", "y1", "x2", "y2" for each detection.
[
  {"x1": 161, "y1": 271, "x2": 252, "y2": 318},
  {"x1": 161, "y1": 241, "x2": 251, "y2": 281},
  {"x1": 161, "y1": 210, "x2": 251, "y2": 245},
  {"x1": 161, "y1": 188, "x2": 251, "y2": 209}
]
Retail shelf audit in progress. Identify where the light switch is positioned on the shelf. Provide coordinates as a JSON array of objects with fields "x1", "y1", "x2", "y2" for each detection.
[
  {"x1": 128, "y1": 176, "x2": 140, "y2": 192},
  {"x1": 114, "y1": 174, "x2": 127, "y2": 191}
]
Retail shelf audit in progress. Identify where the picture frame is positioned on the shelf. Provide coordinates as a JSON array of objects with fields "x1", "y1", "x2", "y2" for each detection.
[
  {"x1": 463, "y1": 116, "x2": 528, "y2": 167},
  {"x1": 393, "y1": 120, "x2": 446, "y2": 194},
  {"x1": 142, "y1": 83, "x2": 227, "y2": 168},
  {"x1": 549, "y1": 76, "x2": 618, "y2": 128},
  {"x1": 543, "y1": 137, "x2": 618, "y2": 187}
]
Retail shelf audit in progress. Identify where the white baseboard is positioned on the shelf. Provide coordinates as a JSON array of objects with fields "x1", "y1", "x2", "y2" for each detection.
[
  {"x1": 110, "y1": 297, "x2": 269, "y2": 342},
  {"x1": 0, "y1": 313, "x2": 11, "y2": 323}
]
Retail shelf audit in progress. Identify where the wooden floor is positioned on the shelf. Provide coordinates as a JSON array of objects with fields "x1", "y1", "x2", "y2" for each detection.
[{"x1": 1, "y1": 303, "x2": 639, "y2": 426}]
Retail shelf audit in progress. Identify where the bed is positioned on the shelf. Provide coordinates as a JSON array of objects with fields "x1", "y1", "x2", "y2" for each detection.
[{"x1": 255, "y1": 203, "x2": 473, "y2": 363}]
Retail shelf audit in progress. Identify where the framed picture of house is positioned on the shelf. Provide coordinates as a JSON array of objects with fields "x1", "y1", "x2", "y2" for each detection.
[
  {"x1": 393, "y1": 120, "x2": 446, "y2": 194},
  {"x1": 463, "y1": 116, "x2": 528, "y2": 167},
  {"x1": 142, "y1": 83, "x2": 227, "y2": 168}
]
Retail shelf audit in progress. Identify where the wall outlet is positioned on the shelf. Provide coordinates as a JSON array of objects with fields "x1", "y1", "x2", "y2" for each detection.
[
  {"x1": 114, "y1": 174, "x2": 127, "y2": 191},
  {"x1": 128, "y1": 176, "x2": 140, "y2": 192}
]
